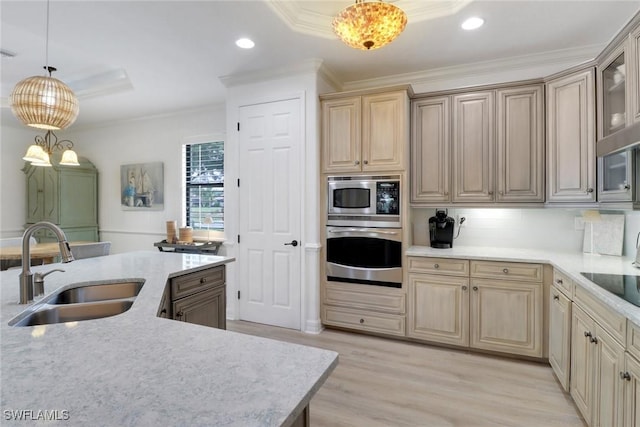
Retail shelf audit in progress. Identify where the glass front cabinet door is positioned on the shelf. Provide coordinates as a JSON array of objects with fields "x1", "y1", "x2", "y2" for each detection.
[
  {"x1": 598, "y1": 44, "x2": 630, "y2": 139},
  {"x1": 597, "y1": 150, "x2": 634, "y2": 202}
]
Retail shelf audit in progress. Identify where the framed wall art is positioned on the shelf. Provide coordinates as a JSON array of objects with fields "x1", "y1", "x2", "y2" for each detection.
[{"x1": 120, "y1": 162, "x2": 164, "y2": 211}]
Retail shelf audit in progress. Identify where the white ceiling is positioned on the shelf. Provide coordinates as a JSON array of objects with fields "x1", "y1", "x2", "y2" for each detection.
[{"x1": 1, "y1": 0, "x2": 639, "y2": 128}]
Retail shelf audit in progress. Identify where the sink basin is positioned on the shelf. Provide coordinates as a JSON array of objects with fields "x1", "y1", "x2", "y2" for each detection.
[
  {"x1": 9, "y1": 300, "x2": 134, "y2": 327},
  {"x1": 45, "y1": 281, "x2": 144, "y2": 304}
]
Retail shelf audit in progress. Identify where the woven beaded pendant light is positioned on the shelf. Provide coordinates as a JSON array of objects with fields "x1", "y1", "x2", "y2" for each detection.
[
  {"x1": 9, "y1": 0, "x2": 79, "y2": 130},
  {"x1": 332, "y1": 0, "x2": 407, "y2": 50}
]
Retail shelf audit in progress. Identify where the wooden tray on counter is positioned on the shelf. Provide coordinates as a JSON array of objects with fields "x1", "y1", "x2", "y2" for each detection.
[{"x1": 154, "y1": 240, "x2": 223, "y2": 255}]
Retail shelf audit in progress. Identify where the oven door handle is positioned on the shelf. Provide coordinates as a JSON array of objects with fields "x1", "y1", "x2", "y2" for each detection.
[{"x1": 328, "y1": 228, "x2": 398, "y2": 235}]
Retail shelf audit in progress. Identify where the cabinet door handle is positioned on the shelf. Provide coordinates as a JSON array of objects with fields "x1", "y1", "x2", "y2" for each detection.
[
  {"x1": 363, "y1": 160, "x2": 368, "y2": 165},
  {"x1": 462, "y1": 285, "x2": 468, "y2": 291},
  {"x1": 200, "y1": 277, "x2": 207, "y2": 284},
  {"x1": 586, "y1": 188, "x2": 594, "y2": 193},
  {"x1": 502, "y1": 268, "x2": 509, "y2": 274},
  {"x1": 176, "y1": 311, "x2": 184, "y2": 319},
  {"x1": 556, "y1": 279, "x2": 563, "y2": 285},
  {"x1": 434, "y1": 263, "x2": 439, "y2": 269},
  {"x1": 620, "y1": 372, "x2": 632, "y2": 381},
  {"x1": 584, "y1": 331, "x2": 592, "y2": 338},
  {"x1": 444, "y1": 192, "x2": 449, "y2": 196},
  {"x1": 355, "y1": 160, "x2": 360, "y2": 165},
  {"x1": 553, "y1": 295, "x2": 559, "y2": 301},
  {"x1": 473, "y1": 286, "x2": 478, "y2": 291},
  {"x1": 359, "y1": 318, "x2": 365, "y2": 324},
  {"x1": 625, "y1": 185, "x2": 631, "y2": 190},
  {"x1": 488, "y1": 191, "x2": 494, "y2": 195},
  {"x1": 590, "y1": 336, "x2": 598, "y2": 344}
]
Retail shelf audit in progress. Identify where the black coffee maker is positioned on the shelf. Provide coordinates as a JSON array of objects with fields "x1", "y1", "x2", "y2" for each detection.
[{"x1": 429, "y1": 209, "x2": 455, "y2": 248}]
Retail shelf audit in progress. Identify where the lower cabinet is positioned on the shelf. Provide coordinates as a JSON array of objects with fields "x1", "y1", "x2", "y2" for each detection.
[
  {"x1": 549, "y1": 283, "x2": 572, "y2": 392},
  {"x1": 321, "y1": 281, "x2": 406, "y2": 337},
  {"x1": 407, "y1": 257, "x2": 543, "y2": 358},
  {"x1": 623, "y1": 352, "x2": 640, "y2": 427},
  {"x1": 571, "y1": 304, "x2": 625, "y2": 427},
  {"x1": 157, "y1": 265, "x2": 226, "y2": 330}
]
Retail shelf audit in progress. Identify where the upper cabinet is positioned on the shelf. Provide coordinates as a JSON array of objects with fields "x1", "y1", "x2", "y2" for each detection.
[
  {"x1": 321, "y1": 89, "x2": 409, "y2": 174},
  {"x1": 546, "y1": 68, "x2": 597, "y2": 203},
  {"x1": 411, "y1": 96, "x2": 450, "y2": 203},
  {"x1": 410, "y1": 83, "x2": 544, "y2": 205},
  {"x1": 597, "y1": 44, "x2": 630, "y2": 139},
  {"x1": 631, "y1": 23, "x2": 640, "y2": 123},
  {"x1": 452, "y1": 91, "x2": 495, "y2": 203}
]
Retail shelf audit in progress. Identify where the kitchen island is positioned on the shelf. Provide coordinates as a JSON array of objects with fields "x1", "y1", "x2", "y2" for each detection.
[{"x1": 0, "y1": 251, "x2": 338, "y2": 426}]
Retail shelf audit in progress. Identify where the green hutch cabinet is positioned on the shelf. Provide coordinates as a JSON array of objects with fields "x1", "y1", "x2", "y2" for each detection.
[{"x1": 23, "y1": 153, "x2": 98, "y2": 242}]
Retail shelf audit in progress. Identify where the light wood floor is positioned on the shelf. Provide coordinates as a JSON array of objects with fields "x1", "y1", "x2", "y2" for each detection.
[{"x1": 227, "y1": 320, "x2": 585, "y2": 427}]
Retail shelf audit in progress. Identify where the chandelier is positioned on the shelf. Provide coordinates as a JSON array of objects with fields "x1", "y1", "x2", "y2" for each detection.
[
  {"x1": 9, "y1": 0, "x2": 79, "y2": 130},
  {"x1": 332, "y1": 0, "x2": 408, "y2": 50},
  {"x1": 23, "y1": 130, "x2": 79, "y2": 167}
]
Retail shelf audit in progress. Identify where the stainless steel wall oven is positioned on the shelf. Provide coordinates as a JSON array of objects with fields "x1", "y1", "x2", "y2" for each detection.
[{"x1": 326, "y1": 226, "x2": 402, "y2": 288}]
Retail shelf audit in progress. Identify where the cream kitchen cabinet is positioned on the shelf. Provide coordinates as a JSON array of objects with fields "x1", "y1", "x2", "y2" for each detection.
[
  {"x1": 410, "y1": 96, "x2": 451, "y2": 203},
  {"x1": 452, "y1": 91, "x2": 495, "y2": 202},
  {"x1": 407, "y1": 257, "x2": 470, "y2": 346},
  {"x1": 597, "y1": 43, "x2": 631, "y2": 138},
  {"x1": 549, "y1": 283, "x2": 572, "y2": 392},
  {"x1": 622, "y1": 351, "x2": 640, "y2": 427},
  {"x1": 631, "y1": 24, "x2": 640, "y2": 123},
  {"x1": 412, "y1": 83, "x2": 544, "y2": 205},
  {"x1": 321, "y1": 89, "x2": 409, "y2": 174},
  {"x1": 546, "y1": 67, "x2": 597, "y2": 203},
  {"x1": 321, "y1": 281, "x2": 406, "y2": 337},
  {"x1": 408, "y1": 257, "x2": 543, "y2": 358},
  {"x1": 571, "y1": 304, "x2": 625, "y2": 427}
]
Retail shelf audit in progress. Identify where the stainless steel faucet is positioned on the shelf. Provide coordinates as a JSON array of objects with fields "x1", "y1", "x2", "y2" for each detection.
[{"x1": 19, "y1": 221, "x2": 74, "y2": 304}]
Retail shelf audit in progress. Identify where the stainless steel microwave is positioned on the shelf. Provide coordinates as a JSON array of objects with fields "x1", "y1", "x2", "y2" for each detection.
[{"x1": 327, "y1": 175, "x2": 401, "y2": 228}]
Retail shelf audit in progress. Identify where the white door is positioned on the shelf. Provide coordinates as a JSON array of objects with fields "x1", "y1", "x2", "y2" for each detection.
[{"x1": 238, "y1": 98, "x2": 302, "y2": 329}]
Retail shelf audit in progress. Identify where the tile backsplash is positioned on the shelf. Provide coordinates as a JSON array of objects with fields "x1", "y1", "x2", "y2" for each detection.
[{"x1": 411, "y1": 208, "x2": 640, "y2": 258}]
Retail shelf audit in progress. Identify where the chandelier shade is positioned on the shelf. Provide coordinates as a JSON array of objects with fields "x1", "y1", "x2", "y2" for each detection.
[
  {"x1": 332, "y1": 0, "x2": 407, "y2": 50},
  {"x1": 10, "y1": 74, "x2": 79, "y2": 130}
]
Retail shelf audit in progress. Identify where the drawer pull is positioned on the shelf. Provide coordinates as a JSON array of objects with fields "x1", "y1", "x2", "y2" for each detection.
[
  {"x1": 176, "y1": 311, "x2": 184, "y2": 319},
  {"x1": 553, "y1": 295, "x2": 559, "y2": 301},
  {"x1": 359, "y1": 318, "x2": 365, "y2": 324},
  {"x1": 556, "y1": 279, "x2": 563, "y2": 285},
  {"x1": 621, "y1": 372, "x2": 632, "y2": 381},
  {"x1": 473, "y1": 286, "x2": 478, "y2": 291},
  {"x1": 462, "y1": 285, "x2": 468, "y2": 291},
  {"x1": 434, "y1": 263, "x2": 440, "y2": 269},
  {"x1": 502, "y1": 268, "x2": 509, "y2": 274},
  {"x1": 200, "y1": 277, "x2": 207, "y2": 284}
]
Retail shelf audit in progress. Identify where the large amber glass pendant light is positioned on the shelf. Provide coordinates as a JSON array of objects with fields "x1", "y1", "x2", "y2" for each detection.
[
  {"x1": 9, "y1": 0, "x2": 79, "y2": 130},
  {"x1": 332, "y1": 0, "x2": 408, "y2": 50}
]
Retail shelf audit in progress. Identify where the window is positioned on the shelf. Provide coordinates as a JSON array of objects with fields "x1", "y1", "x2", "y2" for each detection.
[{"x1": 185, "y1": 141, "x2": 224, "y2": 231}]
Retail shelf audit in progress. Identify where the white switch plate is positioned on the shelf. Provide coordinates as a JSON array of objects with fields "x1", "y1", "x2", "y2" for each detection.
[{"x1": 575, "y1": 217, "x2": 585, "y2": 230}]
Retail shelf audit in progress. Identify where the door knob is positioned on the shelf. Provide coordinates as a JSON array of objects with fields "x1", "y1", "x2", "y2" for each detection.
[{"x1": 284, "y1": 240, "x2": 299, "y2": 247}]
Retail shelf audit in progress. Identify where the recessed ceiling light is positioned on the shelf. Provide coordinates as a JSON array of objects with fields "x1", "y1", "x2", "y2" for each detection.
[
  {"x1": 235, "y1": 38, "x2": 255, "y2": 49},
  {"x1": 461, "y1": 17, "x2": 484, "y2": 31}
]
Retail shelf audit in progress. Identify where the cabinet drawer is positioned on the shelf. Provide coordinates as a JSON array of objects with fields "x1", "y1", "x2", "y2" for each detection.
[
  {"x1": 171, "y1": 266, "x2": 225, "y2": 300},
  {"x1": 552, "y1": 269, "x2": 574, "y2": 298},
  {"x1": 574, "y1": 285, "x2": 626, "y2": 345},
  {"x1": 470, "y1": 260, "x2": 543, "y2": 282},
  {"x1": 322, "y1": 306, "x2": 405, "y2": 337},
  {"x1": 324, "y1": 282, "x2": 405, "y2": 314},
  {"x1": 627, "y1": 321, "x2": 640, "y2": 361},
  {"x1": 408, "y1": 257, "x2": 469, "y2": 276}
]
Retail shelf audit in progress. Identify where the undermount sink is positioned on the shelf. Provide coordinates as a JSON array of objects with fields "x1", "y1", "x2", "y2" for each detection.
[
  {"x1": 9, "y1": 300, "x2": 135, "y2": 327},
  {"x1": 9, "y1": 279, "x2": 145, "y2": 327},
  {"x1": 45, "y1": 281, "x2": 144, "y2": 304}
]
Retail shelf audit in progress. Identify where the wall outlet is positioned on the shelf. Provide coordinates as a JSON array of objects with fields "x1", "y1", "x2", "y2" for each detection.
[{"x1": 574, "y1": 217, "x2": 585, "y2": 230}]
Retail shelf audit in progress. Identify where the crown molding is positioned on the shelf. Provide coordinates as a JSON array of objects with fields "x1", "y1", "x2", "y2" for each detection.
[
  {"x1": 219, "y1": 58, "x2": 330, "y2": 88},
  {"x1": 342, "y1": 43, "x2": 605, "y2": 92},
  {"x1": 265, "y1": 0, "x2": 471, "y2": 39}
]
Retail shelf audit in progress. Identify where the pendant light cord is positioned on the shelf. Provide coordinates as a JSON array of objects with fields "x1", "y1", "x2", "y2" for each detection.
[{"x1": 45, "y1": 0, "x2": 50, "y2": 75}]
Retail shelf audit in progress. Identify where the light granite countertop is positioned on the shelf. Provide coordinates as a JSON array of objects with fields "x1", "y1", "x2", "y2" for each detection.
[
  {"x1": 0, "y1": 251, "x2": 338, "y2": 426},
  {"x1": 407, "y1": 245, "x2": 640, "y2": 327}
]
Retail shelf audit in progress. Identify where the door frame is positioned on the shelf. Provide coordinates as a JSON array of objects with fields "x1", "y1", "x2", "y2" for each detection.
[{"x1": 231, "y1": 91, "x2": 308, "y2": 330}]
